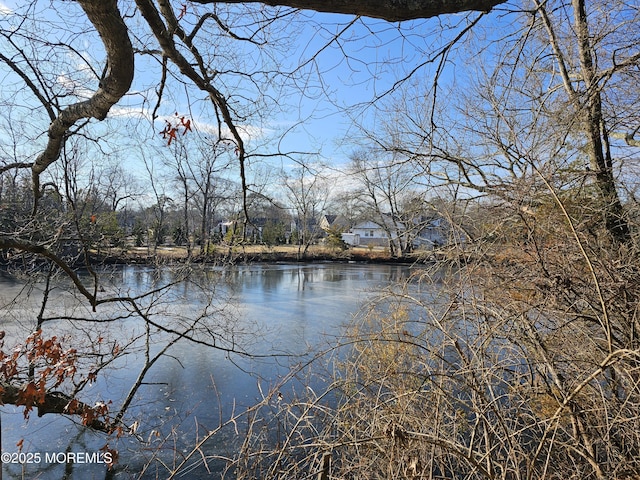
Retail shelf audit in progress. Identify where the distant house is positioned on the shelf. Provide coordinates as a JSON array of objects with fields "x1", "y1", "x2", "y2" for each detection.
[
  {"x1": 341, "y1": 214, "x2": 454, "y2": 250},
  {"x1": 341, "y1": 220, "x2": 396, "y2": 247},
  {"x1": 292, "y1": 216, "x2": 320, "y2": 236},
  {"x1": 319, "y1": 214, "x2": 350, "y2": 233},
  {"x1": 218, "y1": 217, "x2": 290, "y2": 243},
  {"x1": 405, "y1": 215, "x2": 444, "y2": 248},
  {"x1": 218, "y1": 221, "x2": 235, "y2": 237},
  {"x1": 218, "y1": 219, "x2": 258, "y2": 241}
]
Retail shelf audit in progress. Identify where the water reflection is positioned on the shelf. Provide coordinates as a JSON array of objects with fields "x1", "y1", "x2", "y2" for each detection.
[{"x1": 0, "y1": 263, "x2": 417, "y2": 479}]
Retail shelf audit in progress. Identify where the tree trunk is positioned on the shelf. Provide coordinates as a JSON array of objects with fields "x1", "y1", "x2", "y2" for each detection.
[
  {"x1": 538, "y1": 0, "x2": 631, "y2": 244},
  {"x1": 572, "y1": 0, "x2": 630, "y2": 243}
]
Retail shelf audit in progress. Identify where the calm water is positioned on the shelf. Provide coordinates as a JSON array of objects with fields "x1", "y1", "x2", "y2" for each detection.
[{"x1": 0, "y1": 263, "x2": 417, "y2": 479}]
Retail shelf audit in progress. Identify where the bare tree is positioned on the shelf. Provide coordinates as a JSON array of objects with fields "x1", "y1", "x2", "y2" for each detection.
[
  {"x1": 188, "y1": 138, "x2": 236, "y2": 255},
  {"x1": 364, "y1": 0, "x2": 639, "y2": 244},
  {"x1": 349, "y1": 149, "x2": 423, "y2": 256},
  {"x1": 281, "y1": 162, "x2": 331, "y2": 258}
]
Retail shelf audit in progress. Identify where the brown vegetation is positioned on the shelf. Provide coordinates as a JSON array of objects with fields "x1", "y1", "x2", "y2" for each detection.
[
  {"x1": 216, "y1": 197, "x2": 640, "y2": 479},
  {"x1": 94, "y1": 244, "x2": 424, "y2": 264}
]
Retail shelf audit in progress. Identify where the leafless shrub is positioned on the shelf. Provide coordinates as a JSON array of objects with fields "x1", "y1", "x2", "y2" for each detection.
[{"x1": 219, "y1": 195, "x2": 640, "y2": 480}]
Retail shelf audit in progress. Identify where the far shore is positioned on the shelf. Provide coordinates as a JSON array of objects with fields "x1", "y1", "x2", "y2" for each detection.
[{"x1": 90, "y1": 244, "x2": 438, "y2": 265}]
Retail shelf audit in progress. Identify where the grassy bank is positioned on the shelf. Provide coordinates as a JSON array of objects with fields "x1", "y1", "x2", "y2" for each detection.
[{"x1": 93, "y1": 244, "x2": 430, "y2": 264}]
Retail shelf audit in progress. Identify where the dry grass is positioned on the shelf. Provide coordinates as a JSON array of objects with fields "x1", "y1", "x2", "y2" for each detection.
[{"x1": 105, "y1": 244, "x2": 409, "y2": 263}]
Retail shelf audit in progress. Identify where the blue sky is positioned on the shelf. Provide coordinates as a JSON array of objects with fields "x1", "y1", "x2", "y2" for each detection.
[
  {"x1": 0, "y1": 0, "x2": 499, "y2": 194},
  {"x1": 266, "y1": 10, "x2": 489, "y2": 166}
]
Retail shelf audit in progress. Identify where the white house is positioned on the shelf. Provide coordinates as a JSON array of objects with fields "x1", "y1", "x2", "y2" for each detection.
[
  {"x1": 341, "y1": 220, "x2": 400, "y2": 247},
  {"x1": 341, "y1": 215, "x2": 452, "y2": 250}
]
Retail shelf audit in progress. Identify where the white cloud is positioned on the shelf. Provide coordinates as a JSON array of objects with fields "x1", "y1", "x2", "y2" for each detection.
[
  {"x1": 56, "y1": 74, "x2": 75, "y2": 91},
  {"x1": 0, "y1": 3, "x2": 12, "y2": 15},
  {"x1": 56, "y1": 73, "x2": 94, "y2": 100}
]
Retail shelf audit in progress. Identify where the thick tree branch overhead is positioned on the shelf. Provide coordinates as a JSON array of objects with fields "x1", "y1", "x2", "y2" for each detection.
[
  {"x1": 31, "y1": 0, "x2": 134, "y2": 209},
  {"x1": 27, "y1": 0, "x2": 499, "y2": 213},
  {"x1": 192, "y1": 0, "x2": 505, "y2": 21}
]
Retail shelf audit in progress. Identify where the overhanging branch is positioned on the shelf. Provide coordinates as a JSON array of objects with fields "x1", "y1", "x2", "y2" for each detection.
[
  {"x1": 30, "y1": 0, "x2": 134, "y2": 212},
  {"x1": 1, "y1": 383, "x2": 109, "y2": 432},
  {"x1": 191, "y1": 0, "x2": 506, "y2": 21},
  {"x1": 611, "y1": 128, "x2": 640, "y2": 147}
]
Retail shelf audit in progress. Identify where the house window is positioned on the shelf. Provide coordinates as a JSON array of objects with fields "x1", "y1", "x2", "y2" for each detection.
[{"x1": 369, "y1": 230, "x2": 374, "y2": 237}]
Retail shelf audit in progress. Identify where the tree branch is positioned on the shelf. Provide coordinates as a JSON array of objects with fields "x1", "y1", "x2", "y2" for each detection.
[
  {"x1": 135, "y1": 0, "x2": 251, "y2": 225},
  {"x1": 31, "y1": 0, "x2": 134, "y2": 212},
  {"x1": 0, "y1": 162, "x2": 32, "y2": 174},
  {"x1": 192, "y1": 0, "x2": 506, "y2": 21},
  {"x1": 0, "y1": 383, "x2": 109, "y2": 432},
  {"x1": 611, "y1": 129, "x2": 640, "y2": 147}
]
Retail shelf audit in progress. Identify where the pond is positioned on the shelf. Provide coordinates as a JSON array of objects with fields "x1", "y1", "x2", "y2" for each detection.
[{"x1": 0, "y1": 263, "x2": 418, "y2": 479}]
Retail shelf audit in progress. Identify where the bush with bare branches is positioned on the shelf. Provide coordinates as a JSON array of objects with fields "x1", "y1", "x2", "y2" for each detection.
[{"x1": 218, "y1": 193, "x2": 640, "y2": 480}]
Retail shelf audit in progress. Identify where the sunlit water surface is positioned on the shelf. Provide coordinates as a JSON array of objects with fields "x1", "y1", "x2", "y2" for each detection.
[{"x1": 0, "y1": 263, "x2": 419, "y2": 479}]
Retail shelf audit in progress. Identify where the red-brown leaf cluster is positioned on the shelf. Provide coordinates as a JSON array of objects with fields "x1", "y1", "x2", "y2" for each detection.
[{"x1": 159, "y1": 113, "x2": 193, "y2": 145}]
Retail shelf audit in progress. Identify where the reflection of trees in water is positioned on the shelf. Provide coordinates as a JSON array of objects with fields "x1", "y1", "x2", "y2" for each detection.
[
  {"x1": 0, "y1": 263, "x2": 241, "y2": 478},
  {"x1": 1, "y1": 264, "x2": 408, "y2": 478}
]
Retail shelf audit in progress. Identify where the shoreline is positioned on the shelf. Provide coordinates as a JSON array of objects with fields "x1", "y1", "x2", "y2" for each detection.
[
  {"x1": 92, "y1": 245, "x2": 429, "y2": 266},
  {"x1": 1, "y1": 244, "x2": 459, "y2": 272}
]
